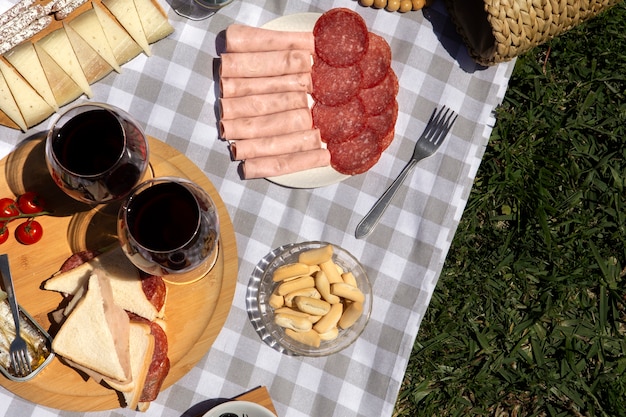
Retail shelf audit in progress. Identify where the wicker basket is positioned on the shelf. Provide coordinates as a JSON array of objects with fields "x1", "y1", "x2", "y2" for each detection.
[{"x1": 444, "y1": 0, "x2": 624, "y2": 66}]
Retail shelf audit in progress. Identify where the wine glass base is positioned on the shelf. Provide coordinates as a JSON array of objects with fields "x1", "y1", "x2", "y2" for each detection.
[
  {"x1": 162, "y1": 241, "x2": 220, "y2": 285},
  {"x1": 166, "y1": 0, "x2": 219, "y2": 21}
]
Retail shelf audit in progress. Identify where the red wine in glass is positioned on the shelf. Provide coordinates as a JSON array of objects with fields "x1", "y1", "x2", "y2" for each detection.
[
  {"x1": 118, "y1": 177, "x2": 220, "y2": 278},
  {"x1": 45, "y1": 103, "x2": 149, "y2": 204}
]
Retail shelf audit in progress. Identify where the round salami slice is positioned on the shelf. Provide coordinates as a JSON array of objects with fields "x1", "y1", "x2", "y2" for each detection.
[
  {"x1": 312, "y1": 58, "x2": 361, "y2": 106},
  {"x1": 367, "y1": 99, "x2": 398, "y2": 143},
  {"x1": 313, "y1": 8, "x2": 369, "y2": 68},
  {"x1": 328, "y1": 129, "x2": 382, "y2": 175},
  {"x1": 358, "y1": 69, "x2": 399, "y2": 116},
  {"x1": 359, "y1": 32, "x2": 392, "y2": 89},
  {"x1": 312, "y1": 97, "x2": 367, "y2": 144},
  {"x1": 378, "y1": 129, "x2": 395, "y2": 152}
]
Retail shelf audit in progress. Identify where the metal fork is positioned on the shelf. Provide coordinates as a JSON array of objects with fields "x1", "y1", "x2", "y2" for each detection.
[
  {"x1": 0, "y1": 254, "x2": 32, "y2": 377},
  {"x1": 355, "y1": 106, "x2": 458, "y2": 239}
]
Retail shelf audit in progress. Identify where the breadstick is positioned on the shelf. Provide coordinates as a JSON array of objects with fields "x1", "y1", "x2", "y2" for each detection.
[
  {"x1": 294, "y1": 296, "x2": 331, "y2": 316},
  {"x1": 331, "y1": 282, "x2": 365, "y2": 303},
  {"x1": 317, "y1": 327, "x2": 339, "y2": 341},
  {"x1": 285, "y1": 329, "x2": 321, "y2": 348},
  {"x1": 274, "y1": 307, "x2": 321, "y2": 323},
  {"x1": 298, "y1": 244, "x2": 333, "y2": 265},
  {"x1": 272, "y1": 262, "x2": 310, "y2": 282},
  {"x1": 314, "y1": 271, "x2": 340, "y2": 304},
  {"x1": 277, "y1": 276, "x2": 314, "y2": 296},
  {"x1": 339, "y1": 302, "x2": 363, "y2": 329},
  {"x1": 274, "y1": 313, "x2": 312, "y2": 332},
  {"x1": 342, "y1": 271, "x2": 358, "y2": 287},
  {"x1": 320, "y1": 259, "x2": 343, "y2": 284},
  {"x1": 283, "y1": 287, "x2": 321, "y2": 308},
  {"x1": 313, "y1": 303, "x2": 343, "y2": 334}
]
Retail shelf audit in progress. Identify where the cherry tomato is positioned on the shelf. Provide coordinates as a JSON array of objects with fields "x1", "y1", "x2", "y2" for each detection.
[
  {"x1": 17, "y1": 192, "x2": 46, "y2": 215},
  {"x1": 15, "y1": 219, "x2": 43, "y2": 245},
  {"x1": 0, "y1": 198, "x2": 19, "y2": 218},
  {"x1": 0, "y1": 223, "x2": 9, "y2": 245}
]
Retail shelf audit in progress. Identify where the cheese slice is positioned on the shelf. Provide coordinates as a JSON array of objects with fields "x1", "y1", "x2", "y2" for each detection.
[
  {"x1": 36, "y1": 28, "x2": 93, "y2": 98},
  {"x1": 64, "y1": 23, "x2": 114, "y2": 84},
  {"x1": 134, "y1": 0, "x2": 174, "y2": 44},
  {"x1": 0, "y1": 70, "x2": 27, "y2": 131},
  {"x1": 69, "y1": 8, "x2": 122, "y2": 73},
  {"x1": 0, "y1": 59, "x2": 54, "y2": 129},
  {"x1": 34, "y1": 42, "x2": 84, "y2": 107},
  {"x1": 92, "y1": 1, "x2": 143, "y2": 65},
  {"x1": 4, "y1": 42, "x2": 59, "y2": 111},
  {"x1": 102, "y1": 0, "x2": 151, "y2": 56}
]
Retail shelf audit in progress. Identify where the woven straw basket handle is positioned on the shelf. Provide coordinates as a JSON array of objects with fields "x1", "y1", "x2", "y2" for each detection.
[{"x1": 445, "y1": 0, "x2": 624, "y2": 66}]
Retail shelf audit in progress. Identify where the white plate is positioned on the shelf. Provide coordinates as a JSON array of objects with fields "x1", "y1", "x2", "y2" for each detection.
[
  {"x1": 261, "y1": 13, "x2": 351, "y2": 189},
  {"x1": 202, "y1": 400, "x2": 277, "y2": 417}
]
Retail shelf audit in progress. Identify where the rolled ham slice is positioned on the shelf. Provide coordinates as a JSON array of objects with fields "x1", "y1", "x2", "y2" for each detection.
[
  {"x1": 220, "y1": 91, "x2": 309, "y2": 121},
  {"x1": 220, "y1": 50, "x2": 312, "y2": 78},
  {"x1": 226, "y1": 24, "x2": 315, "y2": 53},
  {"x1": 242, "y1": 148, "x2": 331, "y2": 179},
  {"x1": 220, "y1": 73, "x2": 312, "y2": 98},
  {"x1": 220, "y1": 108, "x2": 312, "y2": 140},
  {"x1": 230, "y1": 129, "x2": 322, "y2": 161}
]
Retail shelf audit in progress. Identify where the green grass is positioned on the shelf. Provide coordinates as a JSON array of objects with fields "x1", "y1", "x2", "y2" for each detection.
[{"x1": 395, "y1": 3, "x2": 626, "y2": 416}]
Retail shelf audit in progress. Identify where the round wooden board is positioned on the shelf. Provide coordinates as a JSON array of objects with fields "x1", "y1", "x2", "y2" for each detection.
[{"x1": 0, "y1": 135, "x2": 238, "y2": 411}]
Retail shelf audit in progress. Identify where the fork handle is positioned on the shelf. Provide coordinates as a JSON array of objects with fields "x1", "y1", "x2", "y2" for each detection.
[{"x1": 355, "y1": 159, "x2": 418, "y2": 239}]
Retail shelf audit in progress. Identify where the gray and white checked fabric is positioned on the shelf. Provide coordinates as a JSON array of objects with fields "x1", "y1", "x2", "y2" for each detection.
[{"x1": 0, "y1": 0, "x2": 515, "y2": 415}]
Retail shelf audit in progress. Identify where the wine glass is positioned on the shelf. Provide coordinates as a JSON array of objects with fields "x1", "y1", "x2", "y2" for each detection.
[
  {"x1": 45, "y1": 102, "x2": 149, "y2": 205},
  {"x1": 117, "y1": 177, "x2": 220, "y2": 284},
  {"x1": 166, "y1": 0, "x2": 234, "y2": 21}
]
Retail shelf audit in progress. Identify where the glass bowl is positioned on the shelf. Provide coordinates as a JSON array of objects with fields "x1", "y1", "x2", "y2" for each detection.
[{"x1": 255, "y1": 241, "x2": 372, "y2": 356}]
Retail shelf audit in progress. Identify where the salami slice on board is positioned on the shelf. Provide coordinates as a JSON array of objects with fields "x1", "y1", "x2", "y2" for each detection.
[
  {"x1": 312, "y1": 97, "x2": 367, "y2": 144},
  {"x1": 313, "y1": 8, "x2": 369, "y2": 68}
]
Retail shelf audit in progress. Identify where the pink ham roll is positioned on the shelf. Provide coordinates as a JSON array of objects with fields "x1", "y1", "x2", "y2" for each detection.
[
  {"x1": 230, "y1": 129, "x2": 322, "y2": 160},
  {"x1": 220, "y1": 108, "x2": 312, "y2": 140},
  {"x1": 220, "y1": 50, "x2": 312, "y2": 78},
  {"x1": 220, "y1": 91, "x2": 309, "y2": 121},
  {"x1": 220, "y1": 73, "x2": 313, "y2": 98},
  {"x1": 226, "y1": 24, "x2": 315, "y2": 53},
  {"x1": 242, "y1": 148, "x2": 331, "y2": 179}
]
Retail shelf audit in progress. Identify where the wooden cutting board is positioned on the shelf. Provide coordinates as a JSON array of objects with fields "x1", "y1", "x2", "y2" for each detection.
[{"x1": 0, "y1": 135, "x2": 238, "y2": 411}]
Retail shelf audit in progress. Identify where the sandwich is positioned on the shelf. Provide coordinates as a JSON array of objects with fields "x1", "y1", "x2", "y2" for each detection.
[
  {"x1": 52, "y1": 272, "x2": 132, "y2": 383},
  {"x1": 44, "y1": 247, "x2": 166, "y2": 321},
  {"x1": 46, "y1": 249, "x2": 170, "y2": 411}
]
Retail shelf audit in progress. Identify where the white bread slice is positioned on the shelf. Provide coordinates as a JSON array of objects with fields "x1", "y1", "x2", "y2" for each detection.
[
  {"x1": 52, "y1": 272, "x2": 131, "y2": 383},
  {"x1": 44, "y1": 248, "x2": 165, "y2": 321},
  {"x1": 108, "y1": 322, "x2": 154, "y2": 410}
]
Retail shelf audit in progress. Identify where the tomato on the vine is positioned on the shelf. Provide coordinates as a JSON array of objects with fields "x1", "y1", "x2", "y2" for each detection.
[
  {"x1": 0, "y1": 198, "x2": 19, "y2": 218},
  {"x1": 15, "y1": 219, "x2": 43, "y2": 245},
  {"x1": 0, "y1": 223, "x2": 9, "y2": 245},
  {"x1": 17, "y1": 192, "x2": 45, "y2": 215}
]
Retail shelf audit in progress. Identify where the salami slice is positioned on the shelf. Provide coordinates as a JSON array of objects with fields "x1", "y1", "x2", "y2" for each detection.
[
  {"x1": 140, "y1": 273, "x2": 167, "y2": 313},
  {"x1": 140, "y1": 321, "x2": 170, "y2": 402},
  {"x1": 359, "y1": 32, "x2": 392, "y2": 89},
  {"x1": 312, "y1": 97, "x2": 366, "y2": 144},
  {"x1": 313, "y1": 8, "x2": 369, "y2": 68},
  {"x1": 312, "y1": 58, "x2": 361, "y2": 106},
  {"x1": 367, "y1": 99, "x2": 398, "y2": 144},
  {"x1": 358, "y1": 69, "x2": 399, "y2": 116},
  {"x1": 378, "y1": 129, "x2": 395, "y2": 152},
  {"x1": 328, "y1": 129, "x2": 381, "y2": 175}
]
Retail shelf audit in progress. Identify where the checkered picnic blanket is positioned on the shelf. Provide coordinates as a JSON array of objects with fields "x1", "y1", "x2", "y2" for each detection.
[{"x1": 0, "y1": 0, "x2": 514, "y2": 415}]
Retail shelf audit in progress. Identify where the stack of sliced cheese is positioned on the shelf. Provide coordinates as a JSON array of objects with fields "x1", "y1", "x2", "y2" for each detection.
[{"x1": 0, "y1": 0, "x2": 174, "y2": 131}]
